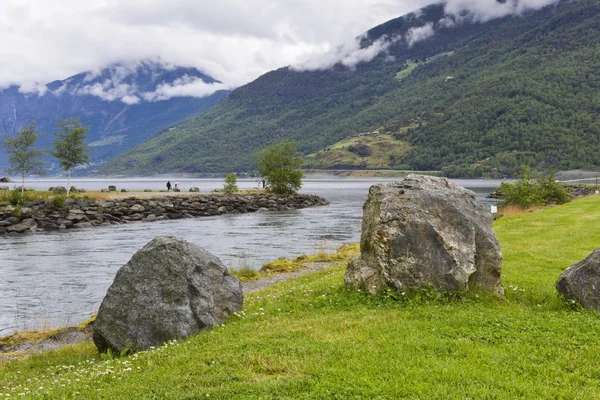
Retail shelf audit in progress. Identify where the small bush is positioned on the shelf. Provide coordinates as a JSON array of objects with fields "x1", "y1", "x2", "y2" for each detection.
[
  {"x1": 347, "y1": 143, "x2": 372, "y2": 157},
  {"x1": 260, "y1": 258, "x2": 303, "y2": 273},
  {"x1": 11, "y1": 204, "x2": 22, "y2": 216},
  {"x1": 7, "y1": 189, "x2": 28, "y2": 205},
  {"x1": 229, "y1": 267, "x2": 261, "y2": 282},
  {"x1": 223, "y1": 173, "x2": 238, "y2": 194},
  {"x1": 53, "y1": 194, "x2": 67, "y2": 207},
  {"x1": 499, "y1": 167, "x2": 569, "y2": 208}
]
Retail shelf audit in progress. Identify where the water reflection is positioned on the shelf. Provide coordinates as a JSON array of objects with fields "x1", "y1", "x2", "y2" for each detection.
[{"x1": 0, "y1": 179, "x2": 500, "y2": 335}]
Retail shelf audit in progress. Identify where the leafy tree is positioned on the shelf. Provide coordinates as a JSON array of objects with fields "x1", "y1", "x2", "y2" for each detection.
[
  {"x1": 223, "y1": 173, "x2": 239, "y2": 194},
  {"x1": 256, "y1": 141, "x2": 303, "y2": 194},
  {"x1": 2, "y1": 122, "x2": 47, "y2": 195},
  {"x1": 51, "y1": 118, "x2": 90, "y2": 195}
]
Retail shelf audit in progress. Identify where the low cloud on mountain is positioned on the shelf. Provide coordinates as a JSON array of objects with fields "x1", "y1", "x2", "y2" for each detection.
[
  {"x1": 141, "y1": 76, "x2": 232, "y2": 102},
  {"x1": 293, "y1": 0, "x2": 560, "y2": 71},
  {"x1": 1, "y1": 0, "x2": 560, "y2": 100}
]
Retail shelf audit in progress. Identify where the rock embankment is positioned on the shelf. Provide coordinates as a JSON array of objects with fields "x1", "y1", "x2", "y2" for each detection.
[{"x1": 0, "y1": 193, "x2": 329, "y2": 235}]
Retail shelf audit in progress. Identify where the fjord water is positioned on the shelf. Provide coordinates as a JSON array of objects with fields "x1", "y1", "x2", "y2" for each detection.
[{"x1": 0, "y1": 179, "x2": 500, "y2": 336}]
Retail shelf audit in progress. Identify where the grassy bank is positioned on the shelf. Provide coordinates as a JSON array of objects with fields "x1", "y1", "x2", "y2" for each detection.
[
  {"x1": 0, "y1": 188, "x2": 269, "y2": 206},
  {"x1": 2, "y1": 198, "x2": 600, "y2": 398}
]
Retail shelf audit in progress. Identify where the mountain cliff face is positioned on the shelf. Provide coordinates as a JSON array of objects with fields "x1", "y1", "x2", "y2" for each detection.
[
  {"x1": 101, "y1": 0, "x2": 600, "y2": 177},
  {"x1": 0, "y1": 62, "x2": 229, "y2": 173}
]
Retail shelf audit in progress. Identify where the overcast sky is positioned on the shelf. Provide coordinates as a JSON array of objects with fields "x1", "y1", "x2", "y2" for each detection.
[
  {"x1": 0, "y1": 0, "x2": 436, "y2": 91},
  {"x1": 1, "y1": 0, "x2": 559, "y2": 99}
]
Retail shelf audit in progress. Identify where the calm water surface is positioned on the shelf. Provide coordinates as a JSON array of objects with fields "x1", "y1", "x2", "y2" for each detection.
[{"x1": 0, "y1": 178, "x2": 500, "y2": 335}]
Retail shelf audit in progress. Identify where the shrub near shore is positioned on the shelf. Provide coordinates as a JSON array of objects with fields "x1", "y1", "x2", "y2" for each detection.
[{"x1": 2, "y1": 198, "x2": 600, "y2": 398}]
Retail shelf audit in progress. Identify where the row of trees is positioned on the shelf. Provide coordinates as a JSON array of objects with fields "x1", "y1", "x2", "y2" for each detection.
[{"x1": 2, "y1": 119, "x2": 90, "y2": 195}]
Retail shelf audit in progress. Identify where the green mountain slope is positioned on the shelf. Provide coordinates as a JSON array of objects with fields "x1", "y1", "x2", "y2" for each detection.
[{"x1": 101, "y1": 0, "x2": 600, "y2": 177}]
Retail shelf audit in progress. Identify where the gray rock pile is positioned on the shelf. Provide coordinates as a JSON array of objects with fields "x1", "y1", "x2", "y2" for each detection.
[
  {"x1": 346, "y1": 175, "x2": 503, "y2": 295},
  {"x1": 0, "y1": 193, "x2": 329, "y2": 235},
  {"x1": 557, "y1": 248, "x2": 600, "y2": 311},
  {"x1": 93, "y1": 237, "x2": 243, "y2": 353}
]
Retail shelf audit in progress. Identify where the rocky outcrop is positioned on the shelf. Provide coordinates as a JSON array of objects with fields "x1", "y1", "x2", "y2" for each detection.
[
  {"x1": 346, "y1": 175, "x2": 503, "y2": 295},
  {"x1": 0, "y1": 193, "x2": 329, "y2": 235},
  {"x1": 6, "y1": 218, "x2": 37, "y2": 233},
  {"x1": 557, "y1": 249, "x2": 600, "y2": 311},
  {"x1": 93, "y1": 237, "x2": 243, "y2": 353}
]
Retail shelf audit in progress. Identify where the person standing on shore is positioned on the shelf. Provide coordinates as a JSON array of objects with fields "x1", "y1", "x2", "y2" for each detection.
[{"x1": 166, "y1": 181, "x2": 172, "y2": 191}]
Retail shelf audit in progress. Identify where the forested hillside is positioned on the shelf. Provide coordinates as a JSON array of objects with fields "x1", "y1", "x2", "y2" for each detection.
[{"x1": 101, "y1": 0, "x2": 600, "y2": 177}]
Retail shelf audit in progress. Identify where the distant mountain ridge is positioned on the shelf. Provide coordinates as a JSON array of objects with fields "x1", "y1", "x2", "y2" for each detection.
[
  {"x1": 0, "y1": 61, "x2": 230, "y2": 173},
  {"x1": 101, "y1": 0, "x2": 600, "y2": 177}
]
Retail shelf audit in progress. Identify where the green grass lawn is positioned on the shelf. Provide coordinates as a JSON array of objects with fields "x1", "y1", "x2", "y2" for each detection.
[{"x1": 2, "y1": 197, "x2": 600, "y2": 399}]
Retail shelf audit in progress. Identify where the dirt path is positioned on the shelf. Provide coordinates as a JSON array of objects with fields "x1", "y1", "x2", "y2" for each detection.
[{"x1": 0, "y1": 262, "x2": 337, "y2": 362}]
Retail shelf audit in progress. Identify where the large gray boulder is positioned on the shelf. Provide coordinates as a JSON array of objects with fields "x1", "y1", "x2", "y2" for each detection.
[
  {"x1": 557, "y1": 249, "x2": 600, "y2": 311},
  {"x1": 346, "y1": 175, "x2": 503, "y2": 295},
  {"x1": 53, "y1": 186, "x2": 67, "y2": 194},
  {"x1": 93, "y1": 237, "x2": 243, "y2": 353}
]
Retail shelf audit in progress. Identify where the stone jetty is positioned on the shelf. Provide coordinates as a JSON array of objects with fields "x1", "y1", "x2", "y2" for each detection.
[{"x1": 0, "y1": 193, "x2": 329, "y2": 235}]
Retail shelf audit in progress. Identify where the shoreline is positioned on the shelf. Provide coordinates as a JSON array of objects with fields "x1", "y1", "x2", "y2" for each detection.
[
  {"x1": 0, "y1": 244, "x2": 359, "y2": 360},
  {"x1": 0, "y1": 192, "x2": 329, "y2": 236}
]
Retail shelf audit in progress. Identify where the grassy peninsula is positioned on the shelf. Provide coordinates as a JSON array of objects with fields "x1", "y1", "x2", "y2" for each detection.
[{"x1": 2, "y1": 197, "x2": 600, "y2": 398}]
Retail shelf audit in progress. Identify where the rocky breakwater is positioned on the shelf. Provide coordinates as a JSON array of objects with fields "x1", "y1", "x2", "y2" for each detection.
[{"x1": 0, "y1": 193, "x2": 329, "y2": 235}]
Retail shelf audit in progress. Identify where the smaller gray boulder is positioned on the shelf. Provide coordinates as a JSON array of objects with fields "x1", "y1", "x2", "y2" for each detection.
[
  {"x1": 93, "y1": 237, "x2": 243, "y2": 353},
  {"x1": 130, "y1": 204, "x2": 145, "y2": 212},
  {"x1": 108, "y1": 185, "x2": 117, "y2": 192},
  {"x1": 557, "y1": 248, "x2": 600, "y2": 311},
  {"x1": 53, "y1": 186, "x2": 67, "y2": 194},
  {"x1": 6, "y1": 219, "x2": 37, "y2": 233},
  {"x1": 189, "y1": 187, "x2": 200, "y2": 192}
]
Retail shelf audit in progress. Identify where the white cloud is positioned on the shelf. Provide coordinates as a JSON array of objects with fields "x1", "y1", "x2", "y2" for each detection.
[
  {"x1": 0, "y1": 0, "x2": 433, "y2": 93},
  {"x1": 406, "y1": 23, "x2": 435, "y2": 47},
  {"x1": 121, "y1": 95, "x2": 141, "y2": 105},
  {"x1": 292, "y1": 34, "x2": 401, "y2": 71},
  {"x1": 17, "y1": 81, "x2": 48, "y2": 96},
  {"x1": 141, "y1": 75, "x2": 232, "y2": 102},
  {"x1": 444, "y1": 0, "x2": 560, "y2": 23},
  {"x1": 0, "y1": 0, "x2": 561, "y2": 98}
]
